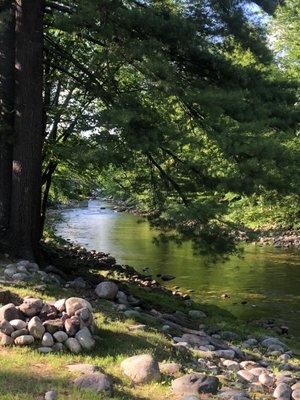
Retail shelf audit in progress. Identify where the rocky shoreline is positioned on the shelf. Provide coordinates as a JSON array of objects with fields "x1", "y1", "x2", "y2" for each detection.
[{"x1": 0, "y1": 252, "x2": 300, "y2": 400}]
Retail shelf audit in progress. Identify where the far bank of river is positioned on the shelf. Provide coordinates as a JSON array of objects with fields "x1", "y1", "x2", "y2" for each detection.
[{"x1": 55, "y1": 200, "x2": 300, "y2": 339}]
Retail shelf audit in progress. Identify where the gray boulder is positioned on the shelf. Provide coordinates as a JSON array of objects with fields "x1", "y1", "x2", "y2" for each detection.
[
  {"x1": 54, "y1": 299, "x2": 66, "y2": 312},
  {"x1": 53, "y1": 331, "x2": 68, "y2": 343},
  {"x1": 74, "y1": 372, "x2": 112, "y2": 395},
  {"x1": 11, "y1": 329, "x2": 29, "y2": 339},
  {"x1": 67, "y1": 363, "x2": 99, "y2": 374},
  {"x1": 188, "y1": 310, "x2": 207, "y2": 319},
  {"x1": 65, "y1": 337, "x2": 82, "y2": 353},
  {"x1": 20, "y1": 298, "x2": 43, "y2": 317},
  {"x1": 121, "y1": 354, "x2": 161, "y2": 384},
  {"x1": 0, "y1": 332, "x2": 14, "y2": 346},
  {"x1": 14, "y1": 334, "x2": 34, "y2": 346},
  {"x1": 38, "y1": 347, "x2": 53, "y2": 354},
  {"x1": 172, "y1": 373, "x2": 219, "y2": 396},
  {"x1": 44, "y1": 390, "x2": 58, "y2": 400},
  {"x1": 10, "y1": 319, "x2": 27, "y2": 330},
  {"x1": 95, "y1": 281, "x2": 118, "y2": 300},
  {"x1": 28, "y1": 316, "x2": 45, "y2": 339},
  {"x1": 0, "y1": 303, "x2": 25, "y2": 322},
  {"x1": 42, "y1": 332, "x2": 54, "y2": 347},
  {"x1": 273, "y1": 383, "x2": 292, "y2": 399},
  {"x1": 65, "y1": 297, "x2": 92, "y2": 317},
  {"x1": 0, "y1": 320, "x2": 14, "y2": 335},
  {"x1": 75, "y1": 327, "x2": 95, "y2": 350}
]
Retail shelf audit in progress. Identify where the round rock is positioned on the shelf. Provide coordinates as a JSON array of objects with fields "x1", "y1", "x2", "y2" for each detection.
[
  {"x1": 19, "y1": 298, "x2": 43, "y2": 317},
  {"x1": 65, "y1": 337, "x2": 81, "y2": 353},
  {"x1": 172, "y1": 373, "x2": 219, "y2": 396},
  {"x1": 95, "y1": 281, "x2": 118, "y2": 300},
  {"x1": 14, "y1": 335, "x2": 34, "y2": 346},
  {"x1": 0, "y1": 332, "x2": 14, "y2": 346},
  {"x1": 44, "y1": 390, "x2": 58, "y2": 400},
  {"x1": 121, "y1": 354, "x2": 161, "y2": 384},
  {"x1": 42, "y1": 332, "x2": 54, "y2": 347},
  {"x1": 53, "y1": 331, "x2": 68, "y2": 343},
  {"x1": 74, "y1": 372, "x2": 112, "y2": 395},
  {"x1": 65, "y1": 297, "x2": 92, "y2": 317},
  {"x1": 10, "y1": 319, "x2": 27, "y2": 330},
  {"x1": 273, "y1": 383, "x2": 292, "y2": 399},
  {"x1": 28, "y1": 316, "x2": 45, "y2": 339},
  {"x1": 75, "y1": 327, "x2": 95, "y2": 350}
]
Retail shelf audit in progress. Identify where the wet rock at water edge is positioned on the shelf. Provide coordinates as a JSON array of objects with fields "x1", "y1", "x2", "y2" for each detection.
[
  {"x1": 65, "y1": 297, "x2": 93, "y2": 317},
  {"x1": 95, "y1": 281, "x2": 119, "y2": 300},
  {"x1": 171, "y1": 373, "x2": 219, "y2": 396},
  {"x1": 74, "y1": 373, "x2": 113, "y2": 395},
  {"x1": 121, "y1": 354, "x2": 161, "y2": 384}
]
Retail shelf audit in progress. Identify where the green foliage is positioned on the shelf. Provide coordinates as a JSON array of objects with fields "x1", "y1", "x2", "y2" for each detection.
[{"x1": 42, "y1": 0, "x2": 299, "y2": 253}]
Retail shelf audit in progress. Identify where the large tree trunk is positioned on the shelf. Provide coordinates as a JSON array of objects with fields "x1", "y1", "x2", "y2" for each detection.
[
  {"x1": 0, "y1": 1, "x2": 14, "y2": 236},
  {"x1": 9, "y1": 0, "x2": 44, "y2": 259}
]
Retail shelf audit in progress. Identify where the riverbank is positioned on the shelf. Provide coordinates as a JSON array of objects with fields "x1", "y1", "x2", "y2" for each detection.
[
  {"x1": 0, "y1": 243, "x2": 300, "y2": 400},
  {"x1": 49, "y1": 197, "x2": 300, "y2": 250},
  {"x1": 99, "y1": 197, "x2": 300, "y2": 250}
]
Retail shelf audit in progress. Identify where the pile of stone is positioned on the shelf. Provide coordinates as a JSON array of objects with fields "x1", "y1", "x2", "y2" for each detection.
[
  {"x1": 0, "y1": 296, "x2": 95, "y2": 353},
  {"x1": 0, "y1": 260, "x2": 63, "y2": 286}
]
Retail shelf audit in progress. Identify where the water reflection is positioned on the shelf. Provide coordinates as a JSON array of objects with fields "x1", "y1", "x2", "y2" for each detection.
[{"x1": 55, "y1": 200, "x2": 300, "y2": 338}]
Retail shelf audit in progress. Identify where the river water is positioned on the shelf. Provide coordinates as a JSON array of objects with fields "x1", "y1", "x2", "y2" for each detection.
[{"x1": 55, "y1": 200, "x2": 300, "y2": 340}]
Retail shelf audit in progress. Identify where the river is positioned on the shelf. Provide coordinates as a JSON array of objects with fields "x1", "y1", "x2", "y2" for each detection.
[{"x1": 55, "y1": 200, "x2": 300, "y2": 340}]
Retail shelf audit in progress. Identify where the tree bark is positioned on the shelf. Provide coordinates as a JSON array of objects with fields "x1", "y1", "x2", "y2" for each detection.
[
  {"x1": 0, "y1": 1, "x2": 14, "y2": 235},
  {"x1": 9, "y1": 0, "x2": 44, "y2": 259}
]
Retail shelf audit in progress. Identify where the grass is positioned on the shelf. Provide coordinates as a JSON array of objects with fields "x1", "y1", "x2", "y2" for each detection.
[{"x1": 0, "y1": 260, "x2": 299, "y2": 400}]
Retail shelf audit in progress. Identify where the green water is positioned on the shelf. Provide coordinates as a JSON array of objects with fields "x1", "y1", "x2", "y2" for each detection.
[{"x1": 55, "y1": 200, "x2": 300, "y2": 339}]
